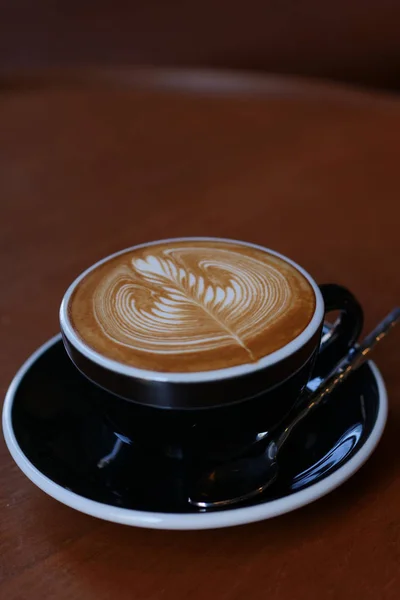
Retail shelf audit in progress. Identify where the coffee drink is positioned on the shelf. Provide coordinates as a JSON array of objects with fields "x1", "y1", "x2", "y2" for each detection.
[{"x1": 67, "y1": 239, "x2": 316, "y2": 372}]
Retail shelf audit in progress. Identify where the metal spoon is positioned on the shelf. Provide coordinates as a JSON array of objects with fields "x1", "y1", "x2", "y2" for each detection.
[{"x1": 189, "y1": 308, "x2": 400, "y2": 510}]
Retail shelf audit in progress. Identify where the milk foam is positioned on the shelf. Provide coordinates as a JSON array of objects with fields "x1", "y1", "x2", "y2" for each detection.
[{"x1": 92, "y1": 247, "x2": 293, "y2": 358}]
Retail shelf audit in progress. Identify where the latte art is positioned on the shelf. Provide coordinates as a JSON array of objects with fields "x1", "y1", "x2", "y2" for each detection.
[
  {"x1": 68, "y1": 240, "x2": 316, "y2": 372},
  {"x1": 93, "y1": 248, "x2": 292, "y2": 359}
]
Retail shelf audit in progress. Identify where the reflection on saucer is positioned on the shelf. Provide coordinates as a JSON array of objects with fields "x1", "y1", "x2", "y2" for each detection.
[{"x1": 291, "y1": 423, "x2": 363, "y2": 490}]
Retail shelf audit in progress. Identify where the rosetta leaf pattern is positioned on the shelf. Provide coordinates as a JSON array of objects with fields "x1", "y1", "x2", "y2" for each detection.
[{"x1": 93, "y1": 247, "x2": 293, "y2": 358}]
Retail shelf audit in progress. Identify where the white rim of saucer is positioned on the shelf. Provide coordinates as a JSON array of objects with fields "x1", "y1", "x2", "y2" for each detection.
[
  {"x1": 60, "y1": 237, "x2": 325, "y2": 383},
  {"x1": 2, "y1": 334, "x2": 388, "y2": 531}
]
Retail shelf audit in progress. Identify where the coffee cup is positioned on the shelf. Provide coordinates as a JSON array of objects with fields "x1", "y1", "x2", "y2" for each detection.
[{"x1": 60, "y1": 238, "x2": 363, "y2": 449}]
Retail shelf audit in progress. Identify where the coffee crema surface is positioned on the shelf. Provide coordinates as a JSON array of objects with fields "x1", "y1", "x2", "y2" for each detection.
[{"x1": 68, "y1": 240, "x2": 316, "y2": 372}]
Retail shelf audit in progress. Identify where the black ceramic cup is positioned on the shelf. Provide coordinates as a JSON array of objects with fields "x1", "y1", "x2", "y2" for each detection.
[{"x1": 60, "y1": 239, "x2": 363, "y2": 451}]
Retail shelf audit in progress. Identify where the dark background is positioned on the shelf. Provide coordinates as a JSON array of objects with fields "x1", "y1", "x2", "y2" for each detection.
[{"x1": 1, "y1": 1, "x2": 400, "y2": 90}]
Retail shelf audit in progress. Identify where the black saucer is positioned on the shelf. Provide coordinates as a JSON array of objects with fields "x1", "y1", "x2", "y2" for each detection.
[{"x1": 4, "y1": 333, "x2": 386, "y2": 522}]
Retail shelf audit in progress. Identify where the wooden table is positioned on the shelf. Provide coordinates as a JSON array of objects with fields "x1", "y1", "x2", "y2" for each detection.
[{"x1": 1, "y1": 69, "x2": 399, "y2": 600}]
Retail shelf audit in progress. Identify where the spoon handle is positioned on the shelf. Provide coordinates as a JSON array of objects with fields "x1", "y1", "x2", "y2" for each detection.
[{"x1": 274, "y1": 307, "x2": 400, "y2": 453}]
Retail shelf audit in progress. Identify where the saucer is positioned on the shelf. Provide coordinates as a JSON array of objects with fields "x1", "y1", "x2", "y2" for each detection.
[{"x1": 2, "y1": 334, "x2": 387, "y2": 530}]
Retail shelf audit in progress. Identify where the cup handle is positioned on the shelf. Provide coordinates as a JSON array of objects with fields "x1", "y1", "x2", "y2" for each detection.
[{"x1": 316, "y1": 283, "x2": 364, "y2": 370}]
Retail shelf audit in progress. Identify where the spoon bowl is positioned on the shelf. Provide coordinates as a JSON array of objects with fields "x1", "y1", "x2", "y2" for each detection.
[{"x1": 191, "y1": 445, "x2": 279, "y2": 509}]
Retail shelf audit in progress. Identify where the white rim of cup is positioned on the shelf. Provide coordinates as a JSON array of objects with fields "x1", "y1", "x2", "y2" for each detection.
[
  {"x1": 1, "y1": 336, "x2": 388, "y2": 530},
  {"x1": 60, "y1": 237, "x2": 325, "y2": 383}
]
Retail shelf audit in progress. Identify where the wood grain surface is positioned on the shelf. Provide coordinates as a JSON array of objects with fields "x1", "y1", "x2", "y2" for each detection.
[{"x1": 0, "y1": 69, "x2": 399, "y2": 600}]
